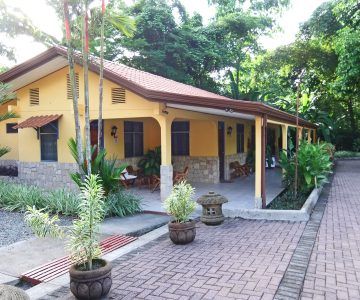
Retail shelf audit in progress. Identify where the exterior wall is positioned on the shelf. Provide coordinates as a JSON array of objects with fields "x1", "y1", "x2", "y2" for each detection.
[
  {"x1": 0, "y1": 100, "x2": 19, "y2": 160},
  {"x1": 104, "y1": 118, "x2": 160, "y2": 160},
  {"x1": 189, "y1": 120, "x2": 217, "y2": 156},
  {"x1": 224, "y1": 152, "x2": 247, "y2": 181},
  {"x1": 172, "y1": 156, "x2": 219, "y2": 184},
  {"x1": 18, "y1": 161, "x2": 78, "y2": 190}
]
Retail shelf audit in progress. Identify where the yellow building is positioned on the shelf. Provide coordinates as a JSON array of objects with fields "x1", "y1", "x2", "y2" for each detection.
[{"x1": 0, "y1": 47, "x2": 316, "y2": 208}]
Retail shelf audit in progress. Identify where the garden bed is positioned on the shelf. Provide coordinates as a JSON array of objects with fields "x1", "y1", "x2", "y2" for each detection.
[
  {"x1": 266, "y1": 188, "x2": 310, "y2": 210},
  {"x1": 225, "y1": 186, "x2": 323, "y2": 221}
]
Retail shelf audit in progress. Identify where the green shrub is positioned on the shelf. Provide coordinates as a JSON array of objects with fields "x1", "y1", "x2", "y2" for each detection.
[
  {"x1": 279, "y1": 142, "x2": 333, "y2": 192},
  {"x1": 352, "y1": 138, "x2": 360, "y2": 152},
  {"x1": 335, "y1": 151, "x2": 360, "y2": 158},
  {"x1": 105, "y1": 188, "x2": 142, "y2": 217},
  {"x1": 0, "y1": 180, "x2": 142, "y2": 218},
  {"x1": 68, "y1": 138, "x2": 127, "y2": 194},
  {"x1": 138, "y1": 147, "x2": 161, "y2": 176},
  {"x1": 164, "y1": 181, "x2": 196, "y2": 223}
]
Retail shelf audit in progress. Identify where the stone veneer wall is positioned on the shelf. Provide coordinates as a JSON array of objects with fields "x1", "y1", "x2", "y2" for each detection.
[
  {"x1": 0, "y1": 160, "x2": 18, "y2": 167},
  {"x1": 172, "y1": 156, "x2": 219, "y2": 184},
  {"x1": 18, "y1": 161, "x2": 79, "y2": 190},
  {"x1": 224, "y1": 152, "x2": 247, "y2": 181}
]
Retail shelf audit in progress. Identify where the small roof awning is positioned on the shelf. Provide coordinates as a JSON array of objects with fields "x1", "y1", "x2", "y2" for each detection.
[{"x1": 14, "y1": 114, "x2": 62, "y2": 129}]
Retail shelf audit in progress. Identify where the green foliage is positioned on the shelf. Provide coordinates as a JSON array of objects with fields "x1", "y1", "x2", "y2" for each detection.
[
  {"x1": 26, "y1": 175, "x2": 106, "y2": 270},
  {"x1": 25, "y1": 206, "x2": 64, "y2": 238},
  {"x1": 68, "y1": 175, "x2": 105, "y2": 269},
  {"x1": 0, "y1": 181, "x2": 79, "y2": 215},
  {"x1": 105, "y1": 188, "x2": 142, "y2": 217},
  {"x1": 164, "y1": 181, "x2": 196, "y2": 223},
  {"x1": 68, "y1": 138, "x2": 127, "y2": 194},
  {"x1": 279, "y1": 142, "x2": 333, "y2": 191},
  {"x1": 138, "y1": 147, "x2": 161, "y2": 176}
]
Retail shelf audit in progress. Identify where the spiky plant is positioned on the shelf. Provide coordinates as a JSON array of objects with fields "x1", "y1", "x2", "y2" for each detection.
[{"x1": 25, "y1": 174, "x2": 105, "y2": 271}]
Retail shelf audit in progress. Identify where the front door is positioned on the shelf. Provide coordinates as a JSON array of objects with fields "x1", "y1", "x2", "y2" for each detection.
[
  {"x1": 90, "y1": 120, "x2": 104, "y2": 157},
  {"x1": 218, "y1": 121, "x2": 225, "y2": 182}
]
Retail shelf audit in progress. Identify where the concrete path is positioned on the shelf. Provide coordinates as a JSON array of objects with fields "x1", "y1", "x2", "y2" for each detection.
[{"x1": 0, "y1": 213, "x2": 169, "y2": 279}]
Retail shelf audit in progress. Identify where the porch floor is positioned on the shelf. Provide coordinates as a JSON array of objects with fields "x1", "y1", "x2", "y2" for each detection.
[{"x1": 133, "y1": 168, "x2": 284, "y2": 214}]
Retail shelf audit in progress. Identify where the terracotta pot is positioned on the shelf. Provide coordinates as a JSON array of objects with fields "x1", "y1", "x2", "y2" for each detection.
[
  {"x1": 69, "y1": 259, "x2": 112, "y2": 300},
  {"x1": 168, "y1": 220, "x2": 196, "y2": 244}
]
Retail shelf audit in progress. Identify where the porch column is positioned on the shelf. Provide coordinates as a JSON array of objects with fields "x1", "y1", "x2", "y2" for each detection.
[
  {"x1": 255, "y1": 115, "x2": 266, "y2": 209},
  {"x1": 307, "y1": 128, "x2": 311, "y2": 143},
  {"x1": 313, "y1": 129, "x2": 317, "y2": 143},
  {"x1": 157, "y1": 115, "x2": 174, "y2": 201},
  {"x1": 298, "y1": 126, "x2": 303, "y2": 144},
  {"x1": 281, "y1": 125, "x2": 288, "y2": 153}
]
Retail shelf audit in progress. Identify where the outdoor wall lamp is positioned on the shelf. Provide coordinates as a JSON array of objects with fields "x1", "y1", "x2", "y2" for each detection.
[
  {"x1": 110, "y1": 125, "x2": 118, "y2": 138},
  {"x1": 227, "y1": 126, "x2": 233, "y2": 136}
]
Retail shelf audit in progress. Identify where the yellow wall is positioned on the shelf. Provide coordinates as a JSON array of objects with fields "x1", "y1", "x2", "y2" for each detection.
[
  {"x1": 0, "y1": 63, "x2": 260, "y2": 164},
  {"x1": 104, "y1": 118, "x2": 160, "y2": 159},
  {"x1": 0, "y1": 100, "x2": 19, "y2": 160},
  {"x1": 189, "y1": 120, "x2": 217, "y2": 156}
]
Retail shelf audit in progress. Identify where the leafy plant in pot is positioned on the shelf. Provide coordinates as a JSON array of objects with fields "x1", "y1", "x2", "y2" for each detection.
[
  {"x1": 25, "y1": 175, "x2": 111, "y2": 300},
  {"x1": 164, "y1": 181, "x2": 197, "y2": 245}
]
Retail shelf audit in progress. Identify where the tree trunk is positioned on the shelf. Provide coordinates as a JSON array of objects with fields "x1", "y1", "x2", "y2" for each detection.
[
  {"x1": 97, "y1": 1, "x2": 105, "y2": 151},
  {"x1": 63, "y1": 0, "x2": 84, "y2": 171},
  {"x1": 82, "y1": 1, "x2": 92, "y2": 175}
]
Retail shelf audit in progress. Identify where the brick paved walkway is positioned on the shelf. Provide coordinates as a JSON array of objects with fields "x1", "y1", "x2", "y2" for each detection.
[
  {"x1": 42, "y1": 219, "x2": 305, "y2": 300},
  {"x1": 300, "y1": 160, "x2": 360, "y2": 300},
  {"x1": 39, "y1": 160, "x2": 360, "y2": 300}
]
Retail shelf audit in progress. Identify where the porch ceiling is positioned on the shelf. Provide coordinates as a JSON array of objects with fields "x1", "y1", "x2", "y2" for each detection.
[{"x1": 168, "y1": 103, "x2": 255, "y2": 120}]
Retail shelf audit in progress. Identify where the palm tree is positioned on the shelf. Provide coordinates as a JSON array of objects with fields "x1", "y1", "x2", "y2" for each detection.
[{"x1": 97, "y1": 3, "x2": 135, "y2": 151}]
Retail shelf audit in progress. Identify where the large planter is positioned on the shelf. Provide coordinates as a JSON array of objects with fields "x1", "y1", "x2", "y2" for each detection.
[
  {"x1": 69, "y1": 259, "x2": 112, "y2": 300},
  {"x1": 168, "y1": 220, "x2": 196, "y2": 245}
]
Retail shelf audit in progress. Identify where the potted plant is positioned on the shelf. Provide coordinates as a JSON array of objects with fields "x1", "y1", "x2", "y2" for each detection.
[
  {"x1": 25, "y1": 175, "x2": 111, "y2": 300},
  {"x1": 163, "y1": 181, "x2": 197, "y2": 245}
]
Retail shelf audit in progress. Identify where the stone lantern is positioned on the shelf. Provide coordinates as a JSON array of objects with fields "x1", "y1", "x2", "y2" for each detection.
[{"x1": 197, "y1": 191, "x2": 228, "y2": 225}]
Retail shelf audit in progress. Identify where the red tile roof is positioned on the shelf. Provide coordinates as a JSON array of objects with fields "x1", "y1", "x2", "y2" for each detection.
[
  {"x1": 14, "y1": 115, "x2": 62, "y2": 129},
  {"x1": 0, "y1": 47, "x2": 316, "y2": 128}
]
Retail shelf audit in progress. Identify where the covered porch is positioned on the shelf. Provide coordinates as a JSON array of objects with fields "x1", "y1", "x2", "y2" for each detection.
[{"x1": 134, "y1": 167, "x2": 283, "y2": 214}]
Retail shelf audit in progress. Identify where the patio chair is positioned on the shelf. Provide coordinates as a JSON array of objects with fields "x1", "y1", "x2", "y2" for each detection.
[
  {"x1": 173, "y1": 166, "x2": 189, "y2": 184},
  {"x1": 230, "y1": 161, "x2": 250, "y2": 179},
  {"x1": 120, "y1": 170, "x2": 137, "y2": 188},
  {"x1": 151, "y1": 175, "x2": 161, "y2": 193}
]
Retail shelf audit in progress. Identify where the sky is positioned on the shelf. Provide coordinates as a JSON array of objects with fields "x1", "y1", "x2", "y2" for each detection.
[{"x1": 0, "y1": 0, "x2": 327, "y2": 67}]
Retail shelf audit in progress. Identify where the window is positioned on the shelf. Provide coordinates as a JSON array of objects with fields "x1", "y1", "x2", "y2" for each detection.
[
  {"x1": 172, "y1": 121, "x2": 189, "y2": 156},
  {"x1": 111, "y1": 87, "x2": 126, "y2": 104},
  {"x1": 40, "y1": 121, "x2": 58, "y2": 161},
  {"x1": 66, "y1": 73, "x2": 79, "y2": 100},
  {"x1": 124, "y1": 121, "x2": 143, "y2": 157},
  {"x1": 237, "y1": 124, "x2": 244, "y2": 153},
  {"x1": 29, "y1": 88, "x2": 39, "y2": 105},
  {"x1": 6, "y1": 123, "x2": 18, "y2": 134}
]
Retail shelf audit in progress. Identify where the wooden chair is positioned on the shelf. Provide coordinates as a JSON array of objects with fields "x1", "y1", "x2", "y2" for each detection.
[
  {"x1": 151, "y1": 175, "x2": 161, "y2": 193},
  {"x1": 230, "y1": 161, "x2": 250, "y2": 179},
  {"x1": 173, "y1": 166, "x2": 189, "y2": 184}
]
